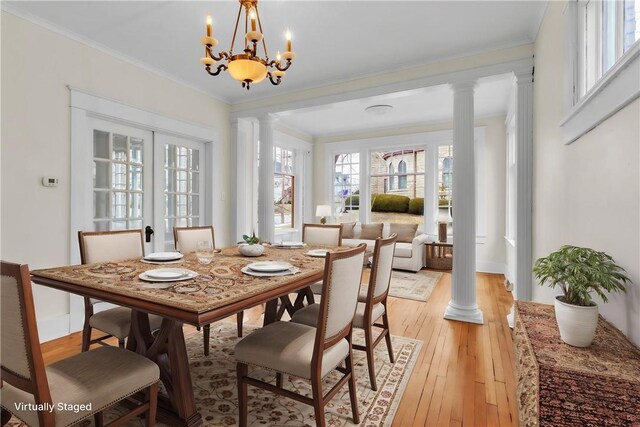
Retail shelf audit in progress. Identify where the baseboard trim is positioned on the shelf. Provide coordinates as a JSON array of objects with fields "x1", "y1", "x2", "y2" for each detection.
[
  {"x1": 37, "y1": 314, "x2": 70, "y2": 343},
  {"x1": 476, "y1": 261, "x2": 506, "y2": 275}
]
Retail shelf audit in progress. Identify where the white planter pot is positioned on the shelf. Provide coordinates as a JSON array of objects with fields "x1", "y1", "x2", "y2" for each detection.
[
  {"x1": 554, "y1": 296, "x2": 599, "y2": 347},
  {"x1": 238, "y1": 244, "x2": 264, "y2": 257}
]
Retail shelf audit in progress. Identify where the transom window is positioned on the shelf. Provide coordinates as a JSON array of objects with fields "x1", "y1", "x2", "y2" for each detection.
[{"x1": 579, "y1": 0, "x2": 640, "y2": 98}]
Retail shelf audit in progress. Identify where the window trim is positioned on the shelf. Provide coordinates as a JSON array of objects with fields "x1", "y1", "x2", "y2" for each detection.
[{"x1": 562, "y1": 1, "x2": 640, "y2": 144}]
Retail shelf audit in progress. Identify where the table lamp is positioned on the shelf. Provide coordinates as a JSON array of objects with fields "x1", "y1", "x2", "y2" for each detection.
[{"x1": 315, "y1": 205, "x2": 332, "y2": 224}]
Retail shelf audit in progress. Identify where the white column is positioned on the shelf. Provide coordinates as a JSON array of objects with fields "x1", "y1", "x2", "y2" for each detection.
[
  {"x1": 257, "y1": 114, "x2": 275, "y2": 243},
  {"x1": 444, "y1": 80, "x2": 484, "y2": 325},
  {"x1": 233, "y1": 118, "x2": 256, "y2": 243},
  {"x1": 514, "y1": 70, "x2": 534, "y2": 301}
]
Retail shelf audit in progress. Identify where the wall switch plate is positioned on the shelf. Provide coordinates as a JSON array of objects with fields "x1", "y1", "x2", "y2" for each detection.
[{"x1": 41, "y1": 177, "x2": 59, "y2": 187}]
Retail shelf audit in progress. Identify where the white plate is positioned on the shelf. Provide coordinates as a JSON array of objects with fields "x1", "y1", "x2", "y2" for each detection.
[
  {"x1": 305, "y1": 249, "x2": 330, "y2": 257},
  {"x1": 144, "y1": 252, "x2": 184, "y2": 262},
  {"x1": 241, "y1": 266, "x2": 300, "y2": 277},
  {"x1": 139, "y1": 269, "x2": 197, "y2": 282},
  {"x1": 140, "y1": 259, "x2": 183, "y2": 265},
  {"x1": 139, "y1": 282, "x2": 174, "y2": 289},
  {"x1": 272, "y1": 241, "x2": 306, "y2": 248},
  {"x1": 246, "y1": 261, "x2": 292, "y2": 272}
]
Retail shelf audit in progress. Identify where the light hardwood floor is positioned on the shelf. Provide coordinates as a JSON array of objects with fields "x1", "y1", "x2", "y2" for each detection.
[{"x1": 39, "y1": 271, "x2": 517, "y2": 427}]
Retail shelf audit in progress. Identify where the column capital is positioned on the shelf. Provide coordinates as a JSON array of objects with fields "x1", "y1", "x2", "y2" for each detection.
[
  {"x1": 513, "y1": 68, "x2": 534, "y2": 84},
  {"x1": 258, "y1": 113, "x2": 278, "y2": 125},
  {"x1": 450, "y1": 79, "x2": 477, "y2": 94}
]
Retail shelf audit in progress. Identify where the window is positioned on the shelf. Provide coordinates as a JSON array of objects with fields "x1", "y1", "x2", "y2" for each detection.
[
  {"x1": 274, "y1": 147, "x2": 295, "y2": 229},
  {"x1": 333, "y1": 153, "x2": 360, "y2": 223},
  {"x1": 370, "y1": 148, "x2": 425, "y2": 225},
  {"x1": 578, "y1": 0, "x2": 640, "y2": 98},
  {"x1": 398, "y1": 160, "x2": 407, "y2": 189},
  {"x1": 437, "y1": 145, "x2": 453, "y2": 232}
]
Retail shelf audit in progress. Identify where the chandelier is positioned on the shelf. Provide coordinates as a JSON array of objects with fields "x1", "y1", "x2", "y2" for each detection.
[{"x1": 200, "y1": 0, "x2": 295, "y2": 90}]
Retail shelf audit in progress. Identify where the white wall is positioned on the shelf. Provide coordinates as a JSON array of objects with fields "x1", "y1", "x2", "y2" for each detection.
[
  {"x1": 312, "y1": 116, "x2": 507, "y2": 273},
  {"x1": 0, "y1": 12, "x2": 232, "y2": 340},
  {"x1": 533, "y1": 2, "x2": 640, "y2": 345}
]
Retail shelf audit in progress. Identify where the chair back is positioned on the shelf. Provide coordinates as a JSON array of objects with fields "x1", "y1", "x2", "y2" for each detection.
[
  {"x1": 302, "y1": 223, "x2": 343, "y2": 246},
  {"x1": 1, "y1": 261, "x2": 53, "y2": 424},
  {"x1": 368, "y1": 234, "x2": 397, "y2": 301},
  {"x1": 173, "y1": 226, "x2": 215, "y2": 253},
  {"x1": 315, "y1": 244, "x2": 366, "y2": 345},
  {"x1": 78, "y1": 229, "x2": 144, "y2": 264}
]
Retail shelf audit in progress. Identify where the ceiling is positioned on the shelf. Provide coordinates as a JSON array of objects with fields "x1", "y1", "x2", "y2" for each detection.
[
  {"x1": 4, "y1": 1, "x2": 546, "y2": 104},
  {"x1": 276, "y1": 73, "x2": 514, "y2": 137}
]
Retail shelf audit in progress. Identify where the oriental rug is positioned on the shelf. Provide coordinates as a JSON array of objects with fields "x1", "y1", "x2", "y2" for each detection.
[
  {"x1": 387, "y1": 270, "x2": 442, "y2": 302},
  {"x1": 7, "y1": 323, "x2": 421, "y2": 427}
]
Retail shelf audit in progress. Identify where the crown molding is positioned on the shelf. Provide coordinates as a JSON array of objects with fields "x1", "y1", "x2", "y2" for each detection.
[{"x1": 1, "y1": 5, "x2": 230, "y2": 106}]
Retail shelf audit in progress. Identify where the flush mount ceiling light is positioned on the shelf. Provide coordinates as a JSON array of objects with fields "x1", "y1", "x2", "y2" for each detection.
[
  {"x1": 365, "y1": 104, "x2": 394, "y2": 115},
  {"x1": 200, "y1": 0, "x2": 296, "y2": 90}
]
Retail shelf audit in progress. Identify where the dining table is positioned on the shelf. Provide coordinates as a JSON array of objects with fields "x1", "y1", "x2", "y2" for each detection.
[{"x1": 30, "y1": 244, "x2": 330, "y2": 427}]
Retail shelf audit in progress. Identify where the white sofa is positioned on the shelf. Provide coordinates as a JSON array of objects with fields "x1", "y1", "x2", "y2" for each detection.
[{"x1": 341, "y1": 223, "x2": 429, "y2": 272}]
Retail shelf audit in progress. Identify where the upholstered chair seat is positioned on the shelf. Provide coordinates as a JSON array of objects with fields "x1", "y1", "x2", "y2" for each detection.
[
  {"x1": 2, "y1": 346, "x2": 159, "y2": 426},
  {"x1": 89, "y1": 307, "x2": 163, "y2": 340},
  {"x1": 235, "y1": 321, "x2": 349, "y2": 379},
  {"x1": 1, "y1": 261, "x2": 159, "y2": 427}
]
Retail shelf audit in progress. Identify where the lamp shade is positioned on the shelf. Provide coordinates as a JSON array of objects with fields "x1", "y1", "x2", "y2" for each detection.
[{"x1": 315, "y1": 205, "x2": 332, "y2": 217}]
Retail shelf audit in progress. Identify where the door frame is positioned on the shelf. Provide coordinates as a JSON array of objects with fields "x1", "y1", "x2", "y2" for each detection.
[{"x1": 68, "y1": 86, "x2": 220, "y2": 333}]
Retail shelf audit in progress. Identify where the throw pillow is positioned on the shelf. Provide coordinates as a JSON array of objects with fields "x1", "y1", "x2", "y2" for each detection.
[
  {"x1": 341, "y1": 222, "x2": 357, "y2": 239},
  {"x1": 360, "y1": 223, "x2": 384, "y2": 240},
  {"x1": 390, "y1": 223, "x2": 418, "y2": 243}
]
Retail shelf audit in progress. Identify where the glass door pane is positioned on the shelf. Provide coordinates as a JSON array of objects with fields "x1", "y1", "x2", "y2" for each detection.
[
  {"x1": 89, "y1": 118, "x2": 153, "y2": 252},
  {"x1": 155, "y1": 134, "x2": 206, "y2": 251}
]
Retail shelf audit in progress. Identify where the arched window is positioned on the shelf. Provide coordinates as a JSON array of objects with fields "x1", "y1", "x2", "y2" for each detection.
[
  {"x1": 388, "y1": 163, "x2": 395, "y2": 190},
  {"x1": 398, "y1": 160, "x2": 407, "y2": 189}
]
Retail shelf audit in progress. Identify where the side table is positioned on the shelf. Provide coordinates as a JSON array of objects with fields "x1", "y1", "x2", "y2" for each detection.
[{"x1": 425, "y1": 242, "x2": 453, "y2": 270}]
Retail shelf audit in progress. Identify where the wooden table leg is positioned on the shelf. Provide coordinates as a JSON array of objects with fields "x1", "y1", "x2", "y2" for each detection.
[
  {"x1": 1, "y1": 408, "x2": 11, "y2": 426},
  {"x1": 129, "y1": 311, "x2": 202, "y2": 427},
  {"x1": 263, "y1": 299, "x2": 279, "y2": 325}
]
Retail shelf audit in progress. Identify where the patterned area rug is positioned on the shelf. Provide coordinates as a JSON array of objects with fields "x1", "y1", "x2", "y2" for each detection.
[
  {"x1": 388, "y1": 270, "x2": 442, "y2": 301},
  {"x1": 6, "y1": 323, "x2": 421, "y2": 427}
]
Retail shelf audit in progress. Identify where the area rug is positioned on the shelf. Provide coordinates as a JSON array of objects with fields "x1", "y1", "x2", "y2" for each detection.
[
  {"x1": 6, "y1": 323, "x2": 421, "y2": 427},
  {"x1": 387, "y1": 270, "x2": 442, "y2": 301}
]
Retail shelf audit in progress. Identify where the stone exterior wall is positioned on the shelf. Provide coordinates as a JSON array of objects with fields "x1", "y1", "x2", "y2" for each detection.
[{"x1": 370, "y1": 150, "x2": 425, "y2": 198}]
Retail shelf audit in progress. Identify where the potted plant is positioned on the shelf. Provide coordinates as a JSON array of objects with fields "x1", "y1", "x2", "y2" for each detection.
[
  {"x1": 239, "y1": 232, "x2": 264, "y2": 257},
  {"x1": 533, "y1": 245, "x2": 630, "y2": 347}
]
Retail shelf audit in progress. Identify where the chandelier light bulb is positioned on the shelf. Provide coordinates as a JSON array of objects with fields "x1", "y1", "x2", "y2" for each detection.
[
  {"x1": 249, "y1": 7, "x2": 257, "y2": 31},
  {"x1": 206, "y1": 14, "x2": 213, "y2": 37},
  {"x1": 285, "y1": 30, "x2": 292, "y2": 52}
]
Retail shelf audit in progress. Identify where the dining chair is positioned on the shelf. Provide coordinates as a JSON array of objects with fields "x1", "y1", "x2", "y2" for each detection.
[
  {"x1": 0, "y1": 261, "x2": 160, "y2": 427},
  {"x1": 78, "y1": 229, "x2": 163, "y2": 352},
  {"x1": 288, "y1": 223, "x2": 344, "y2": 311},
  {"x1": 235, "y1": 243, "x2": 366, "y2": 427},
  {"x1": 291, "y1": 234, "x2": 397, "y2": 391},
  {"x1": 173, "y1": 225, "x2": 244, "y2": 355}
]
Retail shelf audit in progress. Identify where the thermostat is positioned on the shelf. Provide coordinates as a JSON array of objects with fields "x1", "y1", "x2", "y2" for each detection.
[{"x1": 41, "y1": 177, "x2": 59, "y2": 187}]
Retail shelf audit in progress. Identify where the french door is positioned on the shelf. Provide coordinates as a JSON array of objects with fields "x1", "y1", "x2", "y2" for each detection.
[{"x1": 88, "y1": 118, "x2": 206, "y2": 253}]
